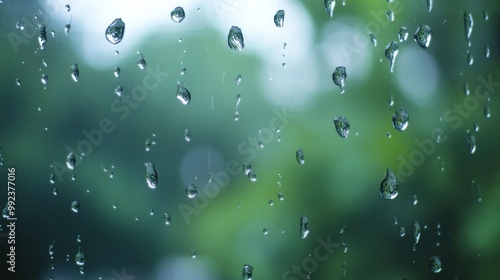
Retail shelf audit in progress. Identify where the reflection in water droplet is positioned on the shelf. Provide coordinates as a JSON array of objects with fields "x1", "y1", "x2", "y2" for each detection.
[
  {"x1": 324, "y1": 0, "x2": 335, "y2": 18},
  {"x1": 176, "y1": 82, "x2": 191, "y2": 105},
  {"x1": 380, "y1": 168, "x2": 398, "y2": 200},
  {"x1": 105, "y1": 18, "x2": 125, "y2": 44},
  {"x1": 430, "y1": 256, "x2": 442, "y2": 273},
  {"x1": 385, "y1": 41, "x2": 399, "y2": 73},
  {"x1": 332, "y1": 66, "x2": 347, "y2": 93},
  {"x1": 274, "y1": 10, "x2": 285, "y2": 28},
  {"x1": 71, "y1": 63, "x2": 79, "y2": 82},
  {"x1": 296, "y1": 149, "x2": 305, "y2": 165},
  {"x1": 186, "y1": 184, "x2": 198, "y2": 198},
  {"x1": 392, "y1": 109, "x2": 409, "y2": 131},
  {"x1": 144, "y1": 162, "x2": 158, "y2": 189},
  {"x1": 413, "y1": 25, "x2": 432, "y2": 48},
  {"x1": 300, "y1": 215, "x2": 309, "y2": 239},
  {"x1": 171, "y1": 7, "x2": 185, "y2": 23},
  {"x1": 228, "y1": 26, "x2": 244, "y2": 51},
  {"x1": 334, "y1": 116, "x2": 350, "y2": 138}
]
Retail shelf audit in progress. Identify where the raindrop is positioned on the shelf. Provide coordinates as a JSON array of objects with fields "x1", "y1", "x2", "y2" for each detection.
[
  {"x1": 430, "y1": 256, "x2": 442, "y2": 273},
  {"x1": 268, "y1": 200, "x2": 274, "y2": 206},
  {"x1": 228, "y1": 26, "x2": 244, "y2": 51},
  {"x1": 467, "y1": 133, "x2": 476, "y2": 154},
  {"x1": 380, "y1": 168, "x2": 398, "y2": 200},
  {"x1": 324, "y1": 0, "x2": 335, "y2": 17},
  {"x1": 191, "y1": 250, "x2": 197, "y2": 259},
  {"x1": 263, "y1": 228, "x2": 268, "y2": 235},
  {"x1": 334, "y1": 116, "x2": 350, "y2": 138},
  {"x1": 399, "y1": 226, "x2": 406, "y2": 237},
  {"x1": 114, "y1": 67, "x2": 120, "y2": 77},
  {"x1": 369, "y1": 32, "x2": 377, "y2": 46},
  {"x1": 41, "y1": 74, "x2": 49, "y2": 85},
  {"x1": 243, "y1": 163, "x2": 257, "y2": 182},
  {"x1": 413, "y1": 25, "x2": 432, "y2": 49},
  {"x1": 38, "y1": 24, "x2": 47, "y2": 50},
  {"x1": 145, "y1": 138, "x2": 152, "y2": 152},
  {"x1": 144, "y1": 162, "x2": 158, "y2": 189},
  {"x1": 274, "y1": 10, "x2": 285, "y2": 28},
  {"x1": 64, "y1": 23, "x2": 71, "y2": 35},
  {"x1": 385, "y1": 41, "x2": 399, "y2": 73},
  {"x1": 412, "y1": 221, "x2": 421, "y2": 245},
  {"x1": 186, "y1": 184, "x2": 198, "y2": 198},
  {"x1": 483, "y1": 10, "x2": 489, "y2": 21},
  {"x1": 485, "y1": 45, "x2": 490, "y2": 59},
  {"x1": 53, "y1": 188, "x2": 58, "y2": 196},
  {"x1": 171, "y1": 7, "x2": 185, "y2": 23},
  {"x1": 49, "y1": 173, "x2": 55, "y2": 184},
  {"x1": 386, "y1": 10, "x2": 394, "y2": 21},
  {"x1": 15, "y1": 78, "x2": 21, "y2": 86},
  {"x1": 184, "y1": 129, "x2": 191, "y2": 142},
  {"x1": 278, "y1": 193, "x2": 284, "y2": 201},
  {"x1": 75, "y1": 248, "x2": 85, "y2": 266},
  {"x1": 398, "y1": 27, "x2": 408, "y2": 42},
  {"x1": 388, "y1": 95, "x2": 394, "y2": 110},
  {"x1": 464, "y1": 12, "x2": 473, "y2": 44},
  {"x1": 467, "y1": 52, "x2": 474, "y2": 65},
  {"x1": 484, "y1": 106, "x2": 491, "y2": 118},
  {"x1": 66, "y1": 152, "x2": 76, "y2": 169},
  {"x1": 114, "y1": 85, "x2": 123, "y2": 97},
  {"x1": 296, "y1": 149, "x2": 305, "y2": 165},
  {"x1": 242, "y1": 264, "x2": 254, "y2": 280},
  {"x1": 51, "y1": 30, "x2": 56, "y2": 37},
  {"x1": 137, "y1": 53, "x2": 146, "y2": 69},
  {"x1": 236, "y1": 74, "x2": 242, "y2": 85},
  {"x1": 105, "y1": 18, "x2": 125, "y2": 44},
  {"x1": 164, "y1": 212, "x2": 171, "y2": 225},
  {"x1": 71, "y1": 201, "x2": 80, "y2": 213},
  {"x1": 332, "y1": 66, "x2": 347, "y2": 93},
  {"x1": 176, "y1": 82, "x2": 191, "y2": 105},
  {"x1": 464, "y1": 82, "x2": 470, "y2": 96},
  {"x1": 65, "y1": 4, "x2": 70, "y2": 12},
  {"x1": 180, "y1": 67, "x2": 186, "y2": 75},
  {"x1": 392, "y1": 109, "x2": 409, "y2": 131},
  {"x1": 426, "y1": 0, "x2": 432, "y2": 12},
  {"x1": 70, "y1": 63, "x2": 79, "y2": 82},
  {"x1": 49, "y1": 242, "x2": 55, "y2": 259},
  {"x1": 300, "y1": 215, "x2": 309, "y2": 239},
  {"x1": 412, "y1": 194, "x2": 418, "y2": 205}
]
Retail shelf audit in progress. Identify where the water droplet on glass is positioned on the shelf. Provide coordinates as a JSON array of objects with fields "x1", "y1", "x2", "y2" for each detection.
[
  {"x1": 296, "y1": 149, "x2": 305, "y2": 165},
  {"x1": 392, "y1": 109, "x2": 409, "y2": 131},
  {"x1": 236, "y1": 74, "x2": 242, "y2": 85},
  {"x1": 398, "y1": 27, "x2": 408, "y2": 42},
  {"x1": 171, "y1": 7, "x2": 185, "y2": 23},
  {"x1": 380, "y1": 168, "x2": 398, "y2": 200},
  {"x1": 49, "y1": 173, "x2": 55, "y2": 184},
  {"x1": 300, "y1": 215, "x2": 310, "y2": 239},
  {"x1": 49, "y1": 242, "x2": 55, "y2": 259},
  {"x1": 274, "y1": 10, "x2": 285, "y2": 27},
  {"x1": 65, "y1": 4, "x2": 70, "y2": 12},
  {"x1": 399, "y1": 226, "x2": 406, "y2": 237},
  {"x1": 464, "y1": 82, "x2": 470, "y2": 96},
  {"x1": 71, "y1": 63, "x2": 79, "y2": 82},
  {"x1": 412, "y1": 194, "x2": 418, "y2": 205},
  {"x1": 485, "y1": 45, "x2": 490, "y2": 58},
  {"x1": 137, "y1": 53, "x2": 146, "y2": 70},
  {"x1": 228, "y1": 26, "x2": 244, "y2": 51},
  {"x1": 369, "y1": 32, "x2": 377, "y2": 47},
  {"x1": 186, "y1": 184, "x2": 198, "y2": 198},
  {"x1": 105, "y1": 18, "x2": 125, "y2": 44},
  {"x1": 413, "y1": 25, "x2": 432, "y2": 49},
  {"x1": 144, "y1": 162, "x2": 158, "y2": 189},
  {"x1": 334, "y1": 116, "x2": 350, "y2": 138},
  {"x1": 242, "y1": 264, "x2": 254, "y2": 280},
  {"x1": 483, "y1": 10, "x2": 489, "y2": 21},
  {"x1": 64, "y1": 23, "x2": 71, "y2": 35},
  {"x1": 385, "y1": 41, "x2": 399, "y2": 73},
  {"x1": 388, "y1": 95, "x2": 394, "y2": 110},
  {"x1": 332, "y1": 66, "x2": 347, "y2": 93},
  {"x1": 191, "y1": 250, "x2": 197, "y2": 259},
  {"x1": 71, "y1": 201, "x2": 80, "y2": 213},
  {"x1": 484, "y1": 106, "x2": 491, "y2": 118},
  {"x1": 184, "y1": 129, "x2": 191, "y2": 142},
  {"x1": 51, "y1": 30, "x2": 56, "y2": 37},
  {"x1": 269, "y1": 200, "x2": 274, "y2": 206},
  {"x1": 243, "y1": 163, "x2": 257, "y2": 182},
  {"x1": 386, "y1": 10, "x2": 394, "y2": 21},
  {"x1": 278, "y1": 192, "x2": 284, "y2": 201},
  {"x1": 114, "y1": 67, "x2": 120, "y2": 77},
  {"x1": 176, "y1": 82, "x2": 191, "y2": 105},
  {"x1": 66, "y1": 152, "x2": 76, "y2": 169},
  {"x1": 38, "y1": 24, "x2": 47, "y2": 50},
  {"x1": 464, "y1": 12, "x2": 473, "y2": 44},
  {"x1": 426, "y1": 0, "x2": 433, "y2": 12},
  {"x1": 164, "y1": 212, "x2": 171, "y2": 225},
  {"x1": 430, "y1": 256, "x2": 442, "y2": 273},
  {"x1": 53, "y1": 188, "x2": 58, "y2": 196},
  {"x1": 114, "y1": 85, "x2": 123, "y2": 97},
  {"x1": 75, "y1": 248, "x2": 85, "y2": 266},
  {"x1": 467, "y1": 133, "x2": 476, "y2": 154},
  {"x1": 324, "y1": 0, "x2": 335, "y2": 17},
  {"x1": 467, "y1": 52, "x2": 474, "y2": 65},
  {"x1": 41, "y1": 73, "x2": 49, "y2": 85},
  {"x1": 15, "y1": 78, "x2": 21, "y2": 86},
  {"x1": 412, "y1": 221, "x2": 421, "y2": 245},
  {"x1": 263, "y1": 228, "x2": 269, "y2": 235},
  {"x1": 180, "y1": 67, "x2": 186, "y2": 75}
]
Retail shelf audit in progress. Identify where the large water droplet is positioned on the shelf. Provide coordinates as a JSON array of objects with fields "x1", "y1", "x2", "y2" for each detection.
[
  {"x1": 385, "y1": 41, "x2": 399, "y2": 73},
  {"x1": 413, "y1": 25, "x2": 432, "y2": 49},
  {"x1": 70, "y1": 63, "x2": 79, "y2": 82},
  {"x1": 186, "y1": 184, "x2": 198, "y2": 199},
  {"x1": 332, "y1": 66, "x2": 347, "y2": 93},
  {"x1": 296, "y1": 149, "x2": 305, "y2": 165},
  {"x1": 144, "y1": 162, "x2": 158, "y2": 189},
  {"x1": 66, "y1": 152, "x2": 76, "y2": 169},
  {"x1": 38, "y1": 24, "x2": 47, "y2": 50},
  {"x1": 463, "y1": 12, "x2": 473, "y2": 44},
  {"x1": 228, "y1": 26, "x2": 244, "y2": 51},
  {"x1": 392, "y1": 109, "x2": 409, "y2": 131},
  {"x1": 430, "y1": 256, "x2": 442, "y2": 273},
  {"x1": 380, "y1": 168, "x2": 398, "y2": 200},
  {"x1": 325, "y1": 0, "x2": 336, "y2": 17},
  {"x1": 171, "y1": 7, "x2": 185, "y2": 23},
  {"x1": 242, "y1": 264, "x2": 254, "y2": 280},
  {"x1": 176, "y1": 82, "x2": 191, "y2": 105},
  {"x1": 274, "y1": 10, "x2": 285, "y2": 27},
  {"x1": 105, "y1": 18, "x2": 125, "y2": 44},
  {"x1": 300, "y1": 215, "x2": 309, "y2": 239},
  {"x1": 334, "y1": 116, "x2": 350, "y2": 138}
]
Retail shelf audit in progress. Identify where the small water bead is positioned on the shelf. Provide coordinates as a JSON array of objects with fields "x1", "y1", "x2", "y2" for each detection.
[
  {"x1": 464, "y1": 12, "x2": 473, "y2": 44},
  {"x1": 70, "y1": 64, "x2": 79, "y2": 82},
  {"x1": 467, "y1": 52, "x2": 474, "y2": 65},
  {"x1": 65, "y1": 4, "x2": 70, "y2": 12},
  {"x1": 236, "y1": 74, "x2": 242, "y2": 85},
  {"x1": 324, "y1": 0, "x2": 335, "y2": 17},
  {"x1": 114, "y1": 85, "x2": 123, "y2": 97},
  {"x1": 113, "y1": 67, "x2": 120, "y2": 77},
  {"x1": 332, "y1": 66, "x2": 347, "y2": 93},
  {"x1": 105, "y1": 18, "x2": 125, "y2": 44},
  {"x1": 412, "y1": 221, "x2": 421, "y2": 245},
  {"x1": 278, "y1": 193, "x2": 284, "y2": 201},
  {"x1": 385, "y1": 41, "x2": 399, "y2": 73},
  {"x1": 386, "y1": 10, "x2": 394, "y2": 21},
  {"x1": 64, "y1": 23, "x2": 71, "y2": 35},
  {"x1": 484, "y1": 106, "x2": 491, "y2": 118},
  {"x1": 191, "y1": 250, "x2": 197, "y2": 259},
  {"x1": 137, "y1": 53, "x2": 146, "y2": 69},
  {"x1": 180, "y1": 67, "x2": 186, "y2": 75},
  {"x1": 144, "y1": 162, "x2": 158, "y2": 189},
  {"x1": 413, "y1": 25, "x2": 432, "y2": 49},
  {"x1": 485, "y1": 45, "x2": 490, "y2": 59},
  {"x1": 300, "y1": 215, "x2": 309, "y2": 239},
  {"x1": 412, "y1": 194, "x2": 418, "y2": 205},
  {"x1": 296, "y1": 149, "x2": 305, "y2": 165},
  {"x1": 334, "y1": 116, "x2": 350, "y2": 138},
  {"x1": 71, "y1": 201, "x2": 80, "y2": 213},
  {"x1": 41, "y1": 74, "x2": 49, "y2": 85},
  {"x1": 184, "y1": 129, "x2": 191, "y2": 142},
  {"x1": 398, "y1": 27, "x2": 408, "y2": 42},
  {"x1": 176, "y1": 82, "x2": 191, "y2": 105},
  {"x1": 467, "y1": 133, "x2": 476, "y2": 154},
  {"x1": 171, "y1": 7, "x2": 185, "y2": 23},
  {"x1": 268, "y1": 200, "x2": 274, "y2": 206},
  {"x1": 274, "y1": 10, "x2": 285, "y2": 28},
  {"x1": 242, "y1": 264, "x2": 254, "y2": 280},
  {"x1": 426, "y1": 0, "x2": 432, "y2": 12},
  {"x1": 66, "y1": 152, "x2": 76, "y2": 169},
  {"x1": 38, "y1": 24, "x2": 47, "y2": 50},
  {"x1": 263, "y1": 228, "x2": 269, "y2": 235},
  {"x1": 75, "y1": 248, "x2": 86, "y2": 266},
  {"x1": 429, "y1": 256, "x2": 442, "y2": 273},
  {"x1": 164, "y1": 212, "x2": 171, "y2": 225},
  {"x1": 186, "y1": 184, "x2": 198, "y2": 198},
  {"x1": 369, "y1": 32, "x2": 377, "y2": 47},
  {"x1": 380, "y1": 168, "x2": 398, "y2": 200},
  {"x1": 399, "y1": 226, "x2": 406, "y2": 237},
  {"x1": 15, "y1": 78, "x2": 21, "y2": 86},
  {"x1": 228, "y1": 26, "x2": 244, "y2": 51},
  {"x1": 392, "y1": 109, "x2": 409, "y2": 131}
]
